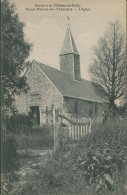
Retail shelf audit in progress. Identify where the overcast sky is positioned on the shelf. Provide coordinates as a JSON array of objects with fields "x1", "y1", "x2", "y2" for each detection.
[{"x1": 9, "y1": 0, "x2": 126, "y2": 80}]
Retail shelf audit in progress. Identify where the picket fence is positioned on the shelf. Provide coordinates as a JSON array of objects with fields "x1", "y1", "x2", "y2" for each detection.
[
  {"x1": 57, "y1": 112, "x2": 92, "y2": 139},
  {"x1": 43, "y1": 107, "x2": 102, "y2": 140},
  {"x1": 1, "y1": 106, "x2": 102, "y2": 142}
]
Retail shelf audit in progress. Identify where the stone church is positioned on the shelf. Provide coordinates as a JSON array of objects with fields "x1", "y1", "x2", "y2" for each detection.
[{"x1": 15, "y1": 25, "x2": 109, "y2": 125}]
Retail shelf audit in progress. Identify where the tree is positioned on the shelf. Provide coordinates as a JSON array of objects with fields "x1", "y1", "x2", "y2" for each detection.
[
  {"x1": 1, "y1": 0, "x2": 32, "y2": 116},
  {"x1": 89, "y1": 21, "x2": 126, "y2": 108}
]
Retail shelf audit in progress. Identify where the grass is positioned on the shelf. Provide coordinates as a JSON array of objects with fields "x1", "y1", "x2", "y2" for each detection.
[
  {"x1": 19, "y1": 120, "x2": 127, "y2": 195},
  {"x1": 15, "y1": 125, "x2": 54, "y2": 150}
]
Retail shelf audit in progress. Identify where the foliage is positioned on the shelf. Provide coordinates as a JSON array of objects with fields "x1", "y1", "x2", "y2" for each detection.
[
  {"x1": 15, "y1": 125, "x2": 54, "y2": 150},
  {"x1": 1, "y1": 0, "x2": 32, "y2": 116},
  {"x1": 7, "y1": 113, "x2": 33, "y2": 133},
  {"x1": 118, "y1": 102, "x2": 127, "y2": 117},
  {"x1": 89, "y1": 20, "x2": 126, "y2": 108},
  {"x1": 101, "y1": 106, "x2": 121, "y2": 123},
  {"x1": 57, "y1": 124, "x2": 71, "y2": 151},
  {"x1": 20, "y1": 121, "x2": 127, "y2": 195},
  {"x1": 1, "y1": 134, "x2": 19, "y2": 173},
  {"x1": 1, "y1": 172, "x2": 19, "y2": 194}
]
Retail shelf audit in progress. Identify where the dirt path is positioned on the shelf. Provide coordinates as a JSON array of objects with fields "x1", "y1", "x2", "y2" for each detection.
[{"x1": 9, "y1": 150, "x2": 53, "y2": 195}]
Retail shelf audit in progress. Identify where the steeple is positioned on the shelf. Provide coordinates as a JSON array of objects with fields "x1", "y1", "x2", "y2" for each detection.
[
  {"x1": 60, "y1": 26, "x2": 79, "y2": 55},
  {"x1": 59, "y1": 18, "x2": 81, "y2": 81}
]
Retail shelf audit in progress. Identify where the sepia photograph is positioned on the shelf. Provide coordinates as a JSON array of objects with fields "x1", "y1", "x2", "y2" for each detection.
[{"x1": 1, "y1": 0, "x2": 127, "y2": 194}]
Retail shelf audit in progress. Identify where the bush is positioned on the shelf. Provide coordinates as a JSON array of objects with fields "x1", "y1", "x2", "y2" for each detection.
[
  {"x1": 77, "y1": 121, "x2": 127, "y2": 192},
  {"x1": 16, "y1": 124, "x2": 54, "y2": 150},
  {"x1": 7, "y1": 114, "x2": 32, "y2": 133},
  {"x1": 20, "y1": 121, "x2": 127, "y2": 195},
  {"x1": 6, "y1": 114, "x2": 54, "y2": 150},
  {"x1": 119, "y1": 102, "x2": 127, "y2": 117},
  {"x1": 1, "y1": 134, "x2": 19, "y2": 173}
]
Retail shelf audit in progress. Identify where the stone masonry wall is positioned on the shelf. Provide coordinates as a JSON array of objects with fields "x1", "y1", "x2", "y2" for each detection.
[
  {"x1": 63, "y1": 97, "x2": 109, "y2": 119},
  {"x1": 74, "y1": 54, "x2": 81, "y2": 81},
  {"x1": 60, "y1": 54, "x2": 74, "y2": 76},
  {"x1": 15, "y1": 61, "x2": 109, "y2": 123},
  {"x1": 15, "y1": 61, "x2": 63, "y2": 124}
]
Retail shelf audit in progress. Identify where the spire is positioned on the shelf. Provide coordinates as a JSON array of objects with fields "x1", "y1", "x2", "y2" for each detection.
[
  {"x1": 60, "y1": 18, "x2": 79, "y2": 56},
  {"x1": 59, "y1": 18, "x2": 81, "y2": 81}
]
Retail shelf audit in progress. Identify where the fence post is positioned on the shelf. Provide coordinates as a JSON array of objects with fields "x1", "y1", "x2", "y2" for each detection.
[
  {"x1": 46, "y1": 106, "x2": 48, "y2": 124},
  {"x1": 90, "y1": 118, "x2": 94, "y2": 132},
  {"x1": 52, "y1": 107, "x2": 55, "y2": 126},
  {"x1": 54, "y1": 122, "x2": 61, "y2": 150},
  {"x1": 52, "y1": 106, "x2": 58, "y2": 150},
  {"x1": 89, "y1": 118, "x2": 91, "y2": 132}
]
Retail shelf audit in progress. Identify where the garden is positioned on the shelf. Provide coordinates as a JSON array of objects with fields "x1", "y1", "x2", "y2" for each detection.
[{"x1": 1, "y1": 114, "x2": 127, "y2": 195}]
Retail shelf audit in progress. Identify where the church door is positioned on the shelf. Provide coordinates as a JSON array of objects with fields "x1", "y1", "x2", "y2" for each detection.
[{"x1": 30, "y1": 106, "x2": 40, "y2": 125}]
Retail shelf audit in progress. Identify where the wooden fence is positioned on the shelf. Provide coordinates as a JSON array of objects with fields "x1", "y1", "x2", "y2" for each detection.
[
  {"x1": 57, "y1": 112, "x2": 92, "y2": 139},
  {"x1": 1, "y1": 106, "x2": 100, "y2": 143}
]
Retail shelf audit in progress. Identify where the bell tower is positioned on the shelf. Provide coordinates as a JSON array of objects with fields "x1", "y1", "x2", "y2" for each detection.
[{"x1": 59, "y1": 17, "x2": 81, "y2": 81}]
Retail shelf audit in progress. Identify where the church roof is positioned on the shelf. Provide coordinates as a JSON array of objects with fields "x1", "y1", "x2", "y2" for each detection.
[
  {"x1": 33, "y1": 60, "x2": 109, "y2": 104},
  {"x1": 60, "y1": 27, "x2": 79, "y2": 55}
]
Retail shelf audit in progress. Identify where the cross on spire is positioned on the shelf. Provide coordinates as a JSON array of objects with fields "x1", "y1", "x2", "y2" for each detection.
[{"x1": 67, "y1": 16, "x2": 70, "y2": 28}]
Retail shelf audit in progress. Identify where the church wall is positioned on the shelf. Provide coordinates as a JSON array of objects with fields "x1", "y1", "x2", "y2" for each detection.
[
  {"x1": 74, "y1": 54, "x2": 81, "y2": 81},
  {"x1": 60, "y1": 54, "x2": 74, "y2": 76},
  {"x1": 15, "y1": 62, "x2": 109, "y2": 124},
  {"x1": 60, "y1": 54, "x2": 81, "y2": 81},
  {"x1": 63, "y1": 97, "x2": 108, "y2": 119},
  {"x1": 15, "y1": 62, "x2": 63, "y2": 124},
  {"x1": 102, "y1": 102, "x2": 109, "y2": 111}
]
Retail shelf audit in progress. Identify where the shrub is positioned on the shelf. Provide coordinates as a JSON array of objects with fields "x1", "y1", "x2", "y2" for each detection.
[
  {"x1": 20, "y1": 121, "x2": 127, "y2": 195},
  {"x1": 7, "y1": 113, "x2": 32, "y2": 133},
  {"x1": 1, "y1": 134, "x2": 19, "y2": 173},
  {"x1": 119, "y1": 102, "x2": 127, "y2": 117},
  {"x1": 15, "y1": 124, "x2": 54, "y2": 150},
  {"x1": 77, "y1": 121, "x2": 127, "y2": 192}
]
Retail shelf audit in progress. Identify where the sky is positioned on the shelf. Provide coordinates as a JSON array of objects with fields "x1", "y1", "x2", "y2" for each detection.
[{"x1": 9, "y1": 0, "x2": 126, "y2": 80}]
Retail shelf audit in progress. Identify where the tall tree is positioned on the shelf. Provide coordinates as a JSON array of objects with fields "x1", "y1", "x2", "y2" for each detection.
[
  {"x1": 1, "y1": 0, "x2": 32, "y2": 116},
  {"x1": 89, "y1": 21, "x2": 126, "y2": 108}
]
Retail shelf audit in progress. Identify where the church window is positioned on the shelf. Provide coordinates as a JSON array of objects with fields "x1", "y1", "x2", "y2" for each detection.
[
  {"x1": 75, "y1": 102, "x2": 78, "y2": 114},
  {"x1": 89, "y1": 110, "x2": 92, "y2": 118},
  {"x1": 95, "y1": 104, "x2": 98, "y2": 115}
]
